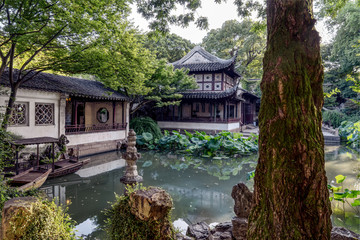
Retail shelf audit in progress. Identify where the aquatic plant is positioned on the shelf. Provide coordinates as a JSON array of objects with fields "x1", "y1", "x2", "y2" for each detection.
[
  {"x1": 130, "y1": 117, "x2": 163, "y2": 140},
  {"x1": 328, "y1": 175, "x2": 360, "y2": 233},
  {"x1": 136, "y1": 130, "x2": 258, "y2": 157}
]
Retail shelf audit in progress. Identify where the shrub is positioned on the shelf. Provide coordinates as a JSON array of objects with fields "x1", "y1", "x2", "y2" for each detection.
[
  {"x1": 0, "y1": 182, "x2": 77, "y2": 239},
  {"x1": 0, "y1": 128, "x2": 15, "y2": 172},
  {"x1": 0, "y1": 181, "x2": 40, "y2": 221},
  {"x1": 6, "y1": 199, "x2": 77, "y2": 240},
  {"x1": 130, "y1": 117, "x2": 162, "y2": 140},
  {"x1": 322, "y1": 110, "x2": 346, "y2": 128}
]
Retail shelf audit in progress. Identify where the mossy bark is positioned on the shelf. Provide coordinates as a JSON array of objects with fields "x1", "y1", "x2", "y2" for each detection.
[{"x1": 247, "y1": 1, "x2": 332, "y2": 239}]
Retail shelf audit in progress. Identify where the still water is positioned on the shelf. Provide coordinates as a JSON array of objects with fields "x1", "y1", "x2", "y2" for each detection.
[{"x1": 41, "y1": 146, "x2": 360, "y2": 239}]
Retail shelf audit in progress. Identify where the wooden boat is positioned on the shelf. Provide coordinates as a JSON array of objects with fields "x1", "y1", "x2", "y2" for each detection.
[
  {"x1": 8, "y1": 168, "x2": 52, "y2": 191},
  {"x1": 46, "y1": 157, "x2": 90, "y2": 179}
]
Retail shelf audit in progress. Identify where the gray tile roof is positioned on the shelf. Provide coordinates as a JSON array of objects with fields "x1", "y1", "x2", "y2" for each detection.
[
  {"x1": 180, "y1": 87, "x2": 238, "y2": 100},
  {"x1": 171, "y1": 46, "x2": 240, "y2": 78},
  {"x1": 0, "y1": 69, "x2": 128, "y2": 101}
]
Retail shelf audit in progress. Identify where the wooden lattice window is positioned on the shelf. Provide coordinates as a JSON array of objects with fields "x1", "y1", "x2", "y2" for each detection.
[
  {"x1": 35, "y1": 103, "x2": 54, "y2": 125},
  {"x1": 9, "y1": 102, "x2": 28, "y2": 126}
]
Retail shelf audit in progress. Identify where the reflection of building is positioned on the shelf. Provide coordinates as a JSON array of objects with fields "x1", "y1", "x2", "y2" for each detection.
[
  {"x1": 0, "y1": 70, "x2": 129, "y2": 156},
  {"x1": 156, "y1": 46, "x2": 258, "y2": 133}
]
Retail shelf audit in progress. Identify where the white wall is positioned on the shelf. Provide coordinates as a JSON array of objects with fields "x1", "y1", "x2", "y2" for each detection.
[
  {"x1": 0, "y1": 88, "x2": 61, "y2": 138},
  {"x1": 158, "y1": 121, "x2": 239, "y2": 131},
  {"x1": 1, "y1": 87, "x2": 130, "y2": 145},
  {"x1": 66, "y1": 130, "x2": 126, "y2": 146}
]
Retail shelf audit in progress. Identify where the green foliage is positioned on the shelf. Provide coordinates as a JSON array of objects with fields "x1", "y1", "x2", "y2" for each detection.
[
  {"x1": 319, "y1": 2, "x2": 360, "y2": 114},
  {"x1": 0, "y1": 181, "x2": 40, "y2": 221},
  {"x1": 137, "y1": 130, "x2": 258, "y2": 157},
  {"x1": 6, "y1": 199, "x2": 77, "y2": 240},
  {"x1": 347, "y1": 74, "x2": 360, "y2": 105},
  {"x1": 105, "y1": 185, "x2": 175, "y2": 240},
  {"x1": 143, "y1": 60, "x2": 198, "y2": 110},
  {"x1": 0, "y1": 0, "x2": 134, "y2": 128},
  {"x1": 328, "y1": 174, "x2": 360, "y2": 232},
  {"x1": 339, "y1": 121, "x2": 360, "y2": 150},
  {"x1": 202, "y1": 19, "x2": 266, "y2": 80},
  {"x1": 0, "y1": 128, "x2": 15, "y2": 172},
  {"x1": 322, "y1": 110, "x2": 347, "y2": 128},
  {"x1": 316, "y1": 0, "x2": 360, "y2": 19},
  {"x1": 142, "y1": 33, "x2": 195, "y2": 62},
  {"x1": 130, "y1": 117, "x2": 162, "y2": 141}
]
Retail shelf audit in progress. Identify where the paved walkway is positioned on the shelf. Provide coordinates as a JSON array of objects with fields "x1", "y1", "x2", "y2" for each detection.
[{"x1": 241, "y1": 125, "x2": 340, "y2": 145}]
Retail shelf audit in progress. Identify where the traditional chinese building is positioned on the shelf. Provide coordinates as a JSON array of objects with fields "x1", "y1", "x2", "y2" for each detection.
[
  {"x1": 0, "y1": 70, "x2": 129, "y2": 156},
  {"x1": 156, "y1": 46, "x2": 258, "y2": 133}
]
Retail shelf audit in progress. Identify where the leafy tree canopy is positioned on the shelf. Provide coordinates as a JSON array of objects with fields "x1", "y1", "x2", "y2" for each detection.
[
  {"x1": 320, "y1": 2, "x2": 360, "y2": 107},
  {"x1": 0, "y1": 0, "x2": 132, "y2": 128},
  {"x1": 202, "y1": 19, "x2": 265, "y2": 79},
  {"x1": 142, "y1": 33, "x2": 195, "y2": 62}
]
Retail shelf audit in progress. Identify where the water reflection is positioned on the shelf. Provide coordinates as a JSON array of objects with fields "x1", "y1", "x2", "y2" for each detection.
[{"x1": 41, "y1": 147, "x2": 359, "y2": 239}]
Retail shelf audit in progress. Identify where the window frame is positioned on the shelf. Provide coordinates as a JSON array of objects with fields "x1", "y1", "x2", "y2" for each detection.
[
  {"x1": 8, "y1": 101, "x2": 29, "y2": 127},
  {"x1": 35, "y1": 102, "x2": 55, "y2": 126}
]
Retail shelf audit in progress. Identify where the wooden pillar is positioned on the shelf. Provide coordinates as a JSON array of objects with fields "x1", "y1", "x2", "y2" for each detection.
[
  {"x1": 36, "y1": 144, "x2": 40, "y2": 166},
  {"x1": 224, "y1": 101, "x2": 228, "y2": 122},
  {"x1": 113, "y1": 101, "x2": 116, "y2": 128},
  {"x1": 214, "y1": 103, "x2": 217, "y2": 122},
  {"x1": 74, "y1": 101, "x2": 78, "y2": 127},
  {"x1": 121, "y1": 102, "x2": 124, "y2": 127},
  {"x1": 178, "y1": 104, "x2": 182, "y2": 121},
  {"x1": 236, "y1": 103, "x2": 238, "y2": 118},
  {"x1": 172, "y1": 105, "x2": 175, "y2": 121},
  {"x1": 15, "y1": 149, "x2": 19, "y2": 175},
  {"x1": 51, "y1": 143, "x2": 55, "y2": 172},
  {"x1": 191, "y1": 103, "x2": 193, "y2": 119},
  {"x1": 223, "y1": 101, "x2": 226, "y2": 120}
]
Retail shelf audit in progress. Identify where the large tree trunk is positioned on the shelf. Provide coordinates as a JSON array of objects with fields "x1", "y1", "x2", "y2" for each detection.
[
  {"x1": 247, "y1": 0, "x2": 332, "y2": 239},
  {"x1": 1, "y1": 86, "x2": 18, "y2": 130}
]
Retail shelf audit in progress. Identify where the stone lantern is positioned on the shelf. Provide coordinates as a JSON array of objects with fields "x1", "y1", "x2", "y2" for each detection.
[{"x1": 120, "y1": 129, "x2": 143, "y2": 187}]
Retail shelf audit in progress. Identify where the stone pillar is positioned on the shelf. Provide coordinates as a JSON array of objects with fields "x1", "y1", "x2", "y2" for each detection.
[
  {"x1": 120, "y1": 129, "x2": 143, "y2": 188},
  {"x1": 59, "y1": 93, "x2": 67, "y2": 137}
]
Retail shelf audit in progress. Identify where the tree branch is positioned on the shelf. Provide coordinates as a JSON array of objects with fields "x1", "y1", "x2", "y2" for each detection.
[
  {"x1": 19, "y1": 25, "x2": 67, "y2": 72},
  {"x1": 9, "y1": 43, "x2": 15, "y2": 87},
  {"x1": 11, "y1": 0, "x2": 24, "y2": 23},
  {"x1": 130, "y1": 99, "x2": 153, "y2": 115},
  {"x1": 0, "y1": 0, "x2": 5, "y2": 12},
  {"x1": 6, "y1": 7, "x2": 11, "y2": 25}
]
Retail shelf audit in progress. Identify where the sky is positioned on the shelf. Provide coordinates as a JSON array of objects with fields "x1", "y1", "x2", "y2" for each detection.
[{"x1": 130, "y1": 0, "x2": 333, "y2": 44}]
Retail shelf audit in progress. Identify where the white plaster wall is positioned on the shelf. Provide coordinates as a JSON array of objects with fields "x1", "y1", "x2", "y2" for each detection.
[
  {"x1": 66, "y1": 130, "x2": 126, "y2": 146},
  {"x1": 0, "y1": 88, "x2": 61, "y2": 138},
  {"x1": 158, "y1": 121, "x2": 239, "y2": 131}
]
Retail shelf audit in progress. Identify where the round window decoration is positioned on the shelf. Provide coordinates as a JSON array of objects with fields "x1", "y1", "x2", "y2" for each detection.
[{"x1": 97, "y1": 108, "x2": 109, "y2": 123}]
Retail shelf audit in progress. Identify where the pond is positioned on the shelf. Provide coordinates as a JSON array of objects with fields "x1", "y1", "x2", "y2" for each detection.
[{"x1": 40, "y1": 146, "x2": 360, "y2": 239}]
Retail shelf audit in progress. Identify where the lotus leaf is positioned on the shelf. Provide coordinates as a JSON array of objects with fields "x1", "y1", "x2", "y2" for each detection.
[
  {"x1": 222, "y1": 140, "x2": 235, "y2": 149},
  {"x1": 179, "y1": 163, "x2": 189, "y2": 169},
  {"x1": 207, "y1": 139, "x2": 221, "y2": 151},
  {"x1": 136, "y1": 135, "x2": 145, "y2": 145},
  {"x1": 142, "y1": 160, "x2": 153, "y2": 167},
  {"x1": 142, "y1": 132, "x2": 153, "y2": 142},
  {"x1": 179, "y1": 138, "x2": 190, "y2": 146}
]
